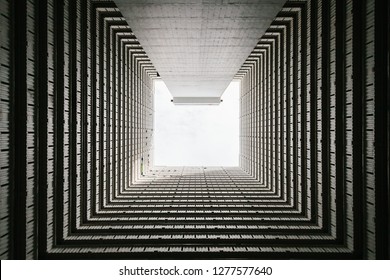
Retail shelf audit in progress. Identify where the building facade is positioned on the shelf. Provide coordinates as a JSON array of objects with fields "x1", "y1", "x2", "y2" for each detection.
[{"x1": 0, "y1": 0, "x2": 389, "y2": 259}]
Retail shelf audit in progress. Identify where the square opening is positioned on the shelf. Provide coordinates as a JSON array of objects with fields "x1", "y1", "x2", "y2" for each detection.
[{"x1": 154, "y1": 80, "x2": 240, "y2": 166}]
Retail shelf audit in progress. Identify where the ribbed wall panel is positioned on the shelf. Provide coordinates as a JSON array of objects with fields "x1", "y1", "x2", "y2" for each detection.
[
  {"x1": 25, "y1": 0, "x2": 36, "y2": 260},
  {"x1": 46, "y1": 0, "x2": 55, "y2": 252},
  {"x1": 316, "y1": 0, "x2": 323, "y2": 229},
  {"x1": 364, "y1": 0, "x2": 376, "y2": 259},
  {"x1": 237, "y1": 0, "x2": 388, "y2": 258},
  {"x1": 75, "y1": 0, "x2": 82, "y2": 228},
  {"x1": 85, "y1": 0, "x2": 92, "y2": 224},
  {"x1": 0, "y1": 0, "x2": 158, "y2": 258},
  {"x1": 344, "y1": 0, "x2": 354, "y2": 250},
  {"x1": 329, "y1": 0, "x2": 337, "y2": 238},
  {"x1": 63, "y1": 0, "x2": 70, "y2": 239},
  {"x1": 305, "y1": 0, "x2": 312, "y2": 220}
]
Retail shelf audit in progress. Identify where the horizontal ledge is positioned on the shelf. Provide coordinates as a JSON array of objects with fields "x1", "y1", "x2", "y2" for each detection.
[{"x1": 172, "y1": 97, "x2": 222, "y2": 105}]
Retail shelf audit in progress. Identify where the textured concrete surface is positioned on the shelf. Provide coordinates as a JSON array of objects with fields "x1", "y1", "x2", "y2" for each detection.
[{"x1": 114, "y1": 0, "x2": 286, "y2": 99}]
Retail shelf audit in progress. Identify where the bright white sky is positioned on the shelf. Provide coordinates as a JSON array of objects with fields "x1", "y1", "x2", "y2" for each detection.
[{"x1": 154, "y1": 80, "x2": 240, "y2": 166}]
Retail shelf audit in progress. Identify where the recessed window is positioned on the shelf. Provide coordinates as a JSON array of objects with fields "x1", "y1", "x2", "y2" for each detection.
[{"x1": 154, "y1": 81, "x2": 240, "y2": 166}]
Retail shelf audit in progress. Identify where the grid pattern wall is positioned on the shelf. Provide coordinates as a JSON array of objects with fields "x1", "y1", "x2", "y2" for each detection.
[
  {"x1": 0, "y1": 0, "x2": 388, "y2": 260},
  {"x1": 236, "y1": 0, "x2": 389, "y2": 259},
  {"x1": 0, "y1": 0, "x2": 157, "y2": 259}
]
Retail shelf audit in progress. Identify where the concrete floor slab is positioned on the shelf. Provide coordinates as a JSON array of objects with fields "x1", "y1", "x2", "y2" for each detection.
[{"x1": 114, "y1": 0, "x2": 286, "y2": 99}]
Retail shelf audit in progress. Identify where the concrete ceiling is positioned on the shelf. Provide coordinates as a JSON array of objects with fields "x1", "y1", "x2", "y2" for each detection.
[{"x1": 115, "y1": 0, "x2": 286, "y2": 103}]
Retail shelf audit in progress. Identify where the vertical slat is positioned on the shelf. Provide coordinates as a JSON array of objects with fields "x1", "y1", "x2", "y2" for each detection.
[
  {"x1": 54, "y1": 0, "x2": 64, "y2": 247},
  {"x1": 68, "y1": 0, "x2": 77, "y2": 233},
  {"x1": 26, "y1": 0, "x2": 36, "y2": 260},
  {"x1": 98, "y1": 10, "x2": 105, "y2": 211},
  {"x1": 0, "y1": 0, "x2": 11, "y2": 259},
  {"x1": 117, "y1": 34, "x2": 122, "y2": 192},
  {"x1": 300, "y1": 3, "x2": 308, "y2": 219},
  {"x1": 110, "y1": 25, "x2": 116, "y2": 199},
  {"x1": 280, "y1": 27, "x2": 285, "y2": 198},
  {"x1": 75, "y1": 0, "x2": 82, "y2": 227},
  {"x1": 105, "y1": 19, "x2": 111, "y2": 201},
  {"x1": 328, "y1": 0, "x2": 337, "y2": 238},
  {"x1": 341, "y1": 0, "x2": 354, "y2": 253},
  {"x1": 364, "y1": 0, "x2": 376, "y2": 259},
  {"x1": 374, "y1": 0, "x2": 389, "y2": 260},
  {"x1": 46, "y1": 0, "x2": 55, "y2": 252},
  {"x1": 274, "y1": 35, "x2": 279, "y2": 196},
  {"x1": 292, "y1": 13, "x2": 299, "y2": 210},
  {"x1": 310, "y1": 0, "x2": 318, "y2": 224},
  {"x1": 90, "y1": 2, "x2": 97, "y2": 215},
  {"x1": 80, "y1": 0, "x2": 87, "y2": 223},
  {"x1": 321, "y1": 0, "x2": 331, "y2": 232},
  {"x1": 335, "y1": 0, "x2": 347, "y2": 243},
  {"x1": 84, "y1": 0, "x2": 92, "y2": 220},
  {"x1": 352, "y1": 0, "x2": 365, "y2": 258},
  {"x1": 36, "y1": 0, "x2": 48, "y2": 259},
  {"x1": 11, "y1": 0, "x2": 27, "y2": 259},
  {"x1": 285, "y1": 21, "x2": 292, "y2": 203},
  {"x1": 63, "y1": 0, "x2": 70, "y2": 239}
]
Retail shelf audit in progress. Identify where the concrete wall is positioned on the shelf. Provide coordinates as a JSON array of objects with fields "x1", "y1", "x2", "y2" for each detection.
[
  {"x1": 0, "y1": 0, "x2": 388, "y2": 259},
  {"x1": 0, "y1": 0, "x2": 157, "y2": 259},
  {"x1": 238, "y1": 0, "x2": 389, "y2": 259}
]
